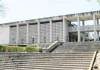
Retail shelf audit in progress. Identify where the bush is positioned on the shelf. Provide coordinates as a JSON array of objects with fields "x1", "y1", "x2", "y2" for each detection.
[
  {"x1": 39, "y1": 48, "x2": 42, "y2": 52},
  {"x1": 6, "y1": 46, "x2": 25, "y2": 52},
  {"x1": 0, "y1": 45, "x2": 7, "y2": 52},
  {"x1": 0, "y1": 45, "x2": 40, "y2": 52},
  {"x1": 25, "y1": 46, "x2": 40, "y2": 52}
]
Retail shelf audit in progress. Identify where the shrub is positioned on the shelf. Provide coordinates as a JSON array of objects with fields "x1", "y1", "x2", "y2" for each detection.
[
  {"x1": 39, "y1": 48, "x2": 42, "y2": 52},
  {"x1": 25, "y1": 46, "x2": 40, "y2": 52},
  {"x1": 0, "y1": 45, "x2": 7, "y2": 52},
  {"x1": 0, "y1": 45, "x2": 40, "y2": 52},
  {"x1": 6, "y1": 46, "x2": 25, "y2": 52}
]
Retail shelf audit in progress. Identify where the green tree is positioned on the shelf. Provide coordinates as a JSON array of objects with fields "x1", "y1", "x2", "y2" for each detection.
[
  {"x1": 0, "y1": 0, "x2": 5, "y2": 17},
  {"x1": 87, "y1": 0, "x2": 100, "y2": 2}
]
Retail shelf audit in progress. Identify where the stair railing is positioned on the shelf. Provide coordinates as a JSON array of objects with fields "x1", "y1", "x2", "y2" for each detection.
[
  {"x1": 89, "y1": 51, "x2": 98, "y2": 70},
  {"x1": 47, "y1": 41, "x2": 63, "y2": 52}
]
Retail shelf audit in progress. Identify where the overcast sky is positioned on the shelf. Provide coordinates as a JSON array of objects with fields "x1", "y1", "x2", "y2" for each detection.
[{"x1": 0, "y1": 0, "x2": 100, "y2": 23}]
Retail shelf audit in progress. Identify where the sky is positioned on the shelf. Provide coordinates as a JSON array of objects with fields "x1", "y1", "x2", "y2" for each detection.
[{"x1": 0, "y1": 0, "x2": 100, "y2": 23}]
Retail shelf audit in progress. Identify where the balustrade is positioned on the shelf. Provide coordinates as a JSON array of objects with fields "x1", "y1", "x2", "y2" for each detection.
[{"x1": 68, "y1": 25, "x2": 100, "y2": 32}]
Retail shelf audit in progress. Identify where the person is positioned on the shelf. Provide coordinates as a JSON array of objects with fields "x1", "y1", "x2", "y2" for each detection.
[
  {"x1": 21, "y1": 39, "x2": 24, "y2": 44},
  {"x1": 32, "y1": 38, "x2": 34, "y2": 44},
  {"x1": 12, "y1": 39, "x2": 14, "y2": 44},
  {"x1": 44, "y1": 37, "x2": 46, "y2": 43},
  {"x1": 66, "y1": 36, "x2": 69, "y2": 42}
]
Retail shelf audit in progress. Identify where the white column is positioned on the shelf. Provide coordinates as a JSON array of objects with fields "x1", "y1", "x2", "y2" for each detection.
[
  {"x1": 63, "y1": 16, "x2": 69, "y2": 42},
  {"x1": 26, "y1": 23, "x2": 29, "y2": 44},
  {"x1": 37, "y1": 19, "x2": 40, "y2": 43},
  {"x1": 16, "y1": 24, "x2": 19, "y2": 44},
  {"x1": 97, "y1": 19, "x2": 99, "y2": 41},
  {"x1": 50, "y1": 20, "x2": 52, "y2": 43},
  {"x1": 63, "y1": 16, "x2": 66, "y2": 42},
  {"x1": 93, "y1": 14, "x2": 96, "y2": 41},
  {"x1": 77, "y1": 16, "x2": 81, "y2": 42},
  {"x1": 82, "y1": 21, "x2": 85, "y2": 42}
]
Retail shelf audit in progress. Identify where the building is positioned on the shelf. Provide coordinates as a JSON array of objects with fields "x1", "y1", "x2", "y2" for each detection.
[{"x1": 0, "y1": 10, "x2": 100, "y2": 44}]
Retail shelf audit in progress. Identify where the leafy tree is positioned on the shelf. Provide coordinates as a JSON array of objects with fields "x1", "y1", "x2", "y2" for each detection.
[
  {"x1": 87, "y1": 0, "x2": 100, "y2": 2},
  {"x1": 0, "y1": 0, "x2": 5, "y2": 17}
]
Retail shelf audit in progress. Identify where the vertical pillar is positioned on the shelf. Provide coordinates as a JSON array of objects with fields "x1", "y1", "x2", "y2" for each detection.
[
  {"x1": 63, "y1": 16, "x2": 69, "y2": 42},
  {"x1": 93, "y1": 14, "x2": 96, "y2": 41},
  {"x1": 26, "y1": 23, "x2": 29, "y2": 44},
  {"x1": 63, "y1": 16, "x2": 66, "y2": 42},
  {"x1": 16, "y1": 24, "x2": 19, "y2": 44},
  {"x1": 97, "y1": 19, "x2": 99, "y2": 41},
  {"x1": 77, "y1": 16, "x2": 81, "y2": 42},
  {"x1": 37, "y1": 19, "x2": 40, "y2": 43},
  {"x1": 50, "y1": 19, "x2": 52, "y2": 43},
  {"x1": 82, "y1": 21, "x2": 85, "y2": 42}
]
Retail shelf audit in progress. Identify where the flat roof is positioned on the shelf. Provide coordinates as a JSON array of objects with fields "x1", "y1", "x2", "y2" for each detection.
[{"x1": 2, "y1": 10, "x2": 100, "y2": 26}]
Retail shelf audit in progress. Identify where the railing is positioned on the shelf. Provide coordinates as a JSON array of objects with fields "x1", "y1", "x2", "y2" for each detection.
[
  {"x1": 46, "y1": 41, "x2": 63, "y2": 52},
  {"x1": 89, "y1": 51, "x2": 98, "y2": 70},
  {"x1": 68, "y1": 25, "x2": 100, "y2": 32}
]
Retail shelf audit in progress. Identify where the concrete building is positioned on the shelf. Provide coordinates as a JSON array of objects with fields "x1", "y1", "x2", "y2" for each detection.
[{"x1": 0, "y1": 10, "x2": 100, "y2": 44}]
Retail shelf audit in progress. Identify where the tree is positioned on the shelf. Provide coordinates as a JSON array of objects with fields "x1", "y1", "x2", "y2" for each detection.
[
  {"x1": 0, "y1": 0, "x2": 5, "y2": 17},
  {"x1": 87, "y1": 0, "x2": 100, "y2": 2}
]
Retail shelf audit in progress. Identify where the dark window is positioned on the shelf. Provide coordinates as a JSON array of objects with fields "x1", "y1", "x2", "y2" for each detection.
[
  {"x1": 52, "y1": 20, "x2": 63, "y2": 23},
  {"x1": 29, "y1": 23, "x2": 37, "y2": 25},
  {"x1": 10, "y1": 26, "x2": 16, "y2": 27},
  {"x1": 40, "y1": 21, "x2": 49, "y2": 24}
]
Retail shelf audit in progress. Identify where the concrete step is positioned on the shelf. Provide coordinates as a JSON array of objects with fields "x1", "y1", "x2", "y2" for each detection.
[
  {"x1": 52, "y1": 41, "x2": 100, "y2": 53},
  {"x1": 0, "y1": 52, "x2": 94, "y2": 70}
]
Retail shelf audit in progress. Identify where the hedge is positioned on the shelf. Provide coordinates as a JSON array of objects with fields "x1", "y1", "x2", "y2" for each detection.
[
  {"x1": 6, "y1": 46, "x2": 25, "y2": 52},
  {"x1": 0, "y1": 45, "x2": 6, "y2": 52},
  {"x1": 25, "y1": 46, "x2": 40, "y2": 52},
  {"x1": 0, "y1": 45, "x2": 41, "y2": 52}
]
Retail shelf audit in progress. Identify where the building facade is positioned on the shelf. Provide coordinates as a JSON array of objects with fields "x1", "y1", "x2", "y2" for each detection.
[{"x1": 0, "y1": 10, "x2": 100, "y2": 44}]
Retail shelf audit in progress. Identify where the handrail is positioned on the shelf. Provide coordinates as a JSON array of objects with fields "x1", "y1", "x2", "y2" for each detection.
[
  {"x1": 89, "y1": 51, "x2": 98, "y2": 70},
  {"x1": 96, "y1": 51, "x2": 100, "y2": 70},
  {"x1": 47, "y1": 41, "x2": 58, "y2": 49},
  {"x1": 47, "y1": 41, "x2": 63, "y2": 52}
]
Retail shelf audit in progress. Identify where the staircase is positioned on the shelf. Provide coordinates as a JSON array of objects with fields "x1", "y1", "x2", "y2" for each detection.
[
  {"x1": 0, "y1": 52, "x2": 95, "y2": 70},
  {"x1": 52, "y1": 42, "x2": 76, "y2": 53},
  {"x1": 72, "y1": 42, "x2": 100, "y2": 52},
  {"x1": 52, "y1": 41, "x2": 100, "y2": 53}
]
